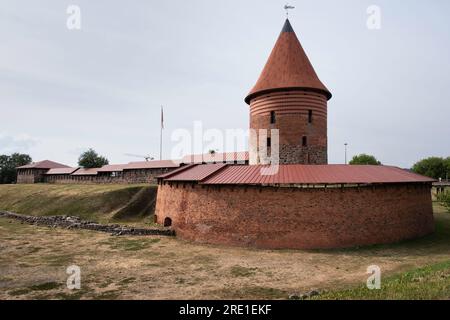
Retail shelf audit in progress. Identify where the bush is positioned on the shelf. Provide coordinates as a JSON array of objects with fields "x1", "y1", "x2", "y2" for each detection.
[
  {"x1": 412, "y1": 157, "x2": 449, "y2": 180},
  {"x1": 78, "y1": 149, "x2": 109, "y2": 168},
  {"x1": 0, "y1": 153, "x2": 32, "y2": 184},
  {"x1": 437, "y1": 192, "x2": 450, "y2": 210},
  {"x1": 349, "y1": 154, "x2": 381, "y2": 165}
]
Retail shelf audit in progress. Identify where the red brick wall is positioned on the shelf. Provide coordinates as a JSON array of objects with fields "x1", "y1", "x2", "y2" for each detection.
[
  {"x1": 155, "y1": 183, "x2": 434, "y2": 249},
  {"x1": 249, "y1": 91, "x2": 328, "y2": 165}
]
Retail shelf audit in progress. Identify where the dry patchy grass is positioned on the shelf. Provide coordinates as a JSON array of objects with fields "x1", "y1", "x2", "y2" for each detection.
[{"x1": 0, "y1": 204, "x2": 449, "y2": 300}]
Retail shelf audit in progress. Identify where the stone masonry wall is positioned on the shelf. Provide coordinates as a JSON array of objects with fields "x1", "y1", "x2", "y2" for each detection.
[
  {"x1": 16, "y1": 169, "x2": 48, "y2": 184},
  {"x1": 40, "y1": 168, "x2": 174, "y2": 185},
  {"x1": 122, "y1": 168, "x2": 172, "y2": 184},
  {"x1": 155, "y1": 182, "x2": 434, "y2": 250}
]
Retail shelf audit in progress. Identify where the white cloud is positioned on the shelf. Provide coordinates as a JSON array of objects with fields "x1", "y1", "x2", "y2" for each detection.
[{"x1": 0, "y1": 133, "x2": 40, "y2": 154}]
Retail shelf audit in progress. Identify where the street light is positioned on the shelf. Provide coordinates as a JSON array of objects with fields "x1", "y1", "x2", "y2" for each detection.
[{"x1": 344, "y1": 143, "x2": 348, "y2": 165}]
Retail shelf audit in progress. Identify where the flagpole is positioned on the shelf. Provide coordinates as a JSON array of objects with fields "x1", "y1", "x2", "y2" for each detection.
[{"x1": 160, "y1": 106, "x2": 163, "y2": 161}]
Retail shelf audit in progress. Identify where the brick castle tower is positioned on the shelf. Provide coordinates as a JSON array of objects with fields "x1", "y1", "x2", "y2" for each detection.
[{"x1": 245, "y1": 19, "x2": 332, "y2": 165}]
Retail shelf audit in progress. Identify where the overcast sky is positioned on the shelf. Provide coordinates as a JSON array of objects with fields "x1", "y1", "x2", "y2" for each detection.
[{"x1": 0, "y1": 0, "x2": 449, "y2": 167}]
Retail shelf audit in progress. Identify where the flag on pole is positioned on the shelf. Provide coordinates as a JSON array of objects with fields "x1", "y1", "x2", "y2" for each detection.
[{"x1": 161, "y1": 106, "x2": 164, "y2": 129}]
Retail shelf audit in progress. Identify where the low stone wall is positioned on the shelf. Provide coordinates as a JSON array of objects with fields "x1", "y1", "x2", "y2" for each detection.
[
  {"x1": 155, "y1": 182, "x2": 435, "y2": 250},
  {"x1": 123, "y1": 168, "x2": 173, "y2": 184},
  {"x1": 41, "y1": 168, "x2": 175, "y2": 185},
  {"x1": 0, "y1": 211, "x2": 175, "y2": 237}
]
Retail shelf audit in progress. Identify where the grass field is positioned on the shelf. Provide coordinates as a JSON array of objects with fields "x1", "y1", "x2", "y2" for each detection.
[
  {"x1": 313, "y1": 260, "x2": 450, "y2": 300},
  {"x1": 0, "y1": 197, "x2": 449, "y2": 300},
  {"x1": 0, "y1": 184, "x2": 157, "y2": 223}
]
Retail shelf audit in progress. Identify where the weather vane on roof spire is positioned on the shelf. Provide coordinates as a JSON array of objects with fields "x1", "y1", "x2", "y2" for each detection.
[{"x1": 284, "y1": 3, "x2": 295, "y2": 18}]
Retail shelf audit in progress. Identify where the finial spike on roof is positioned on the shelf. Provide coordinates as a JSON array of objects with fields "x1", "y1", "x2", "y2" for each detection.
[
  {"x1": 284, "y1": 3, "x2": 295, "y2": 18},
  {"x1": 281, "y1": 19, "x2": 294, "y2": 33}
]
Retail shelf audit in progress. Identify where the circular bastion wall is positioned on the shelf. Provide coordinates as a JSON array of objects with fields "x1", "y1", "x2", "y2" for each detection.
[{"x1": 155, "y1": 183, "x2": 434, "y2": 250}]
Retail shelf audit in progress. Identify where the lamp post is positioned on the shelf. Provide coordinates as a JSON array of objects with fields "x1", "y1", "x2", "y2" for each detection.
[{"x1": 344, "y1": 143, "x2": 348, "y2": 165}]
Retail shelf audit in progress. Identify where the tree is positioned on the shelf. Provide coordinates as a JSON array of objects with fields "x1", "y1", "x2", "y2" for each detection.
[
  {"x1": 444, "y1": 157, "x2": 450, "y2": 180},
  {"x1": 349, "y1": 154, "x2": 381, "y2": 165},
  {"x1": 0, "y1": 153, "x2": 32, "y2": 184},
  {"x1": 412, "y1": 157, "x2": 449, "y2": 180},
  {"x1": 78, "y1": 149, "x2": 109, "y2": 168}
]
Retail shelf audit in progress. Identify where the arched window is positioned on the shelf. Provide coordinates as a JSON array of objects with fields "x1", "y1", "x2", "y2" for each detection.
[
  {"x1": 164, "y1": 217, "x2": 172, "y2": 227},
  {"x1": 270, "y1": 111, "x2": 276, "y2": 124},
  {"x1": 302, "y1": 136, "x2": 308, "y2": 147}
]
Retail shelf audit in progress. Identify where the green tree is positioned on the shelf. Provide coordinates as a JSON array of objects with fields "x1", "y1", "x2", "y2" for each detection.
[
  {"x1": 412, "y1": 157, "x2": 448, "y2": 180},
  {"x1": 444, "y1": 157, "x2": 450, "y2": 180},
  {"x1": 78, "y1": 148, "x2": 109, "y2": 168},
  {"x1": 349, "y1": 154, "x2": 381, "y2": 165},
  {"x1": 0, "y1": 153, "x2": 32, "y2": 184}
]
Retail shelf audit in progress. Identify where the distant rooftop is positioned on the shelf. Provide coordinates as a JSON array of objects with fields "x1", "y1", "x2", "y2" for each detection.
[
  {"x1": 71, "y1": 168, "x2": 100, "y2": 176},
  {"x1": 17, "y1": 160, "x2": 70, "y2": 170},
  {"x1": 181, "y1": 152, "x2": 249, "y2": 164},
  {"x1": 125, "y1": 160, "x2": 180, "y2": 170},
  {"x1": 97, "y1": 164, "x2": 128, "y2": 172},
  {"x1": 44, "y1": 167, "x2": 79, "y2": 175}
]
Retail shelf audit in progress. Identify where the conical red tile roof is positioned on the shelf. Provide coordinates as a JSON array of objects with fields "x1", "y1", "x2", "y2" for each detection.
[{"x1": 245, "y1": 19, "x2": 331, "y2": 104}]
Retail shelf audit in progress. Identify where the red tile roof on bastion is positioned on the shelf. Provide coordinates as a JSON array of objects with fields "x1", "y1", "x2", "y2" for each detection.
[
  {"x1": 159, "y1": 164, "x2": 435, "y2": 185},
  {"x1": 245, "y1": 19, "x2": 331, "y2": 104},
  {"x1": 163, "y1": 164, "x2": 227, "y2": 182}
]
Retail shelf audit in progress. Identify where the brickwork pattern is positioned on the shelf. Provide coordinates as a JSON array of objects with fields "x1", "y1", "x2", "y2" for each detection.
[
  {"x1": 155, "y1": 183, "x2": 435, "y2": 249},
  {"x1": 18, "y1": 168, "x2": 174, "y2": 185},
  {"x1": 249, "y1": 91, "x2": 328, "y2": 165}
]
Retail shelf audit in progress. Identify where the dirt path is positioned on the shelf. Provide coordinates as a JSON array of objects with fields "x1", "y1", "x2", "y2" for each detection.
[{"x1": 0, "y1": 205, "x2": 449, "y2": 300}]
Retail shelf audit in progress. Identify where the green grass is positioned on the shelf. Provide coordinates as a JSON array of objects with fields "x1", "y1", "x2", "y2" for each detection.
[
  {"x1": 315, "y1": 260, "x2": 450, "y2": 300},
  {"x1": 437, "y1": 192, "x2": 450, "y2": 211},
  {"x1": 0, "y1": 184, "x2": 157, "y2": 223}
]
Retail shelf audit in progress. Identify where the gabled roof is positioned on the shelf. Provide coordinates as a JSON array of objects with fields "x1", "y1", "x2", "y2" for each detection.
[
  {"x1": 97, "y1": 164, "x2": 128, "y2": 172},
  {"x1": 71, "y1": 168, "x2": 100, "y2": 176},
  {"x1": 45, "y1": 167, "x2": 79, "y2": 175},
  {"x1": 17, "y1": 160, "x2": 71, "y2": 170},
  {"x1": 124, "y1": 160, "x2": 181, "y2": 170},
  {"x1": 160, "y1": 164, "x2": 435, "y2": 185},
  {"x1": 245, "y1": 19, "x2": 331, "y2": 104},
  {"x1": 182, "y1": 152, "x2": 249, "y2": 164}
]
